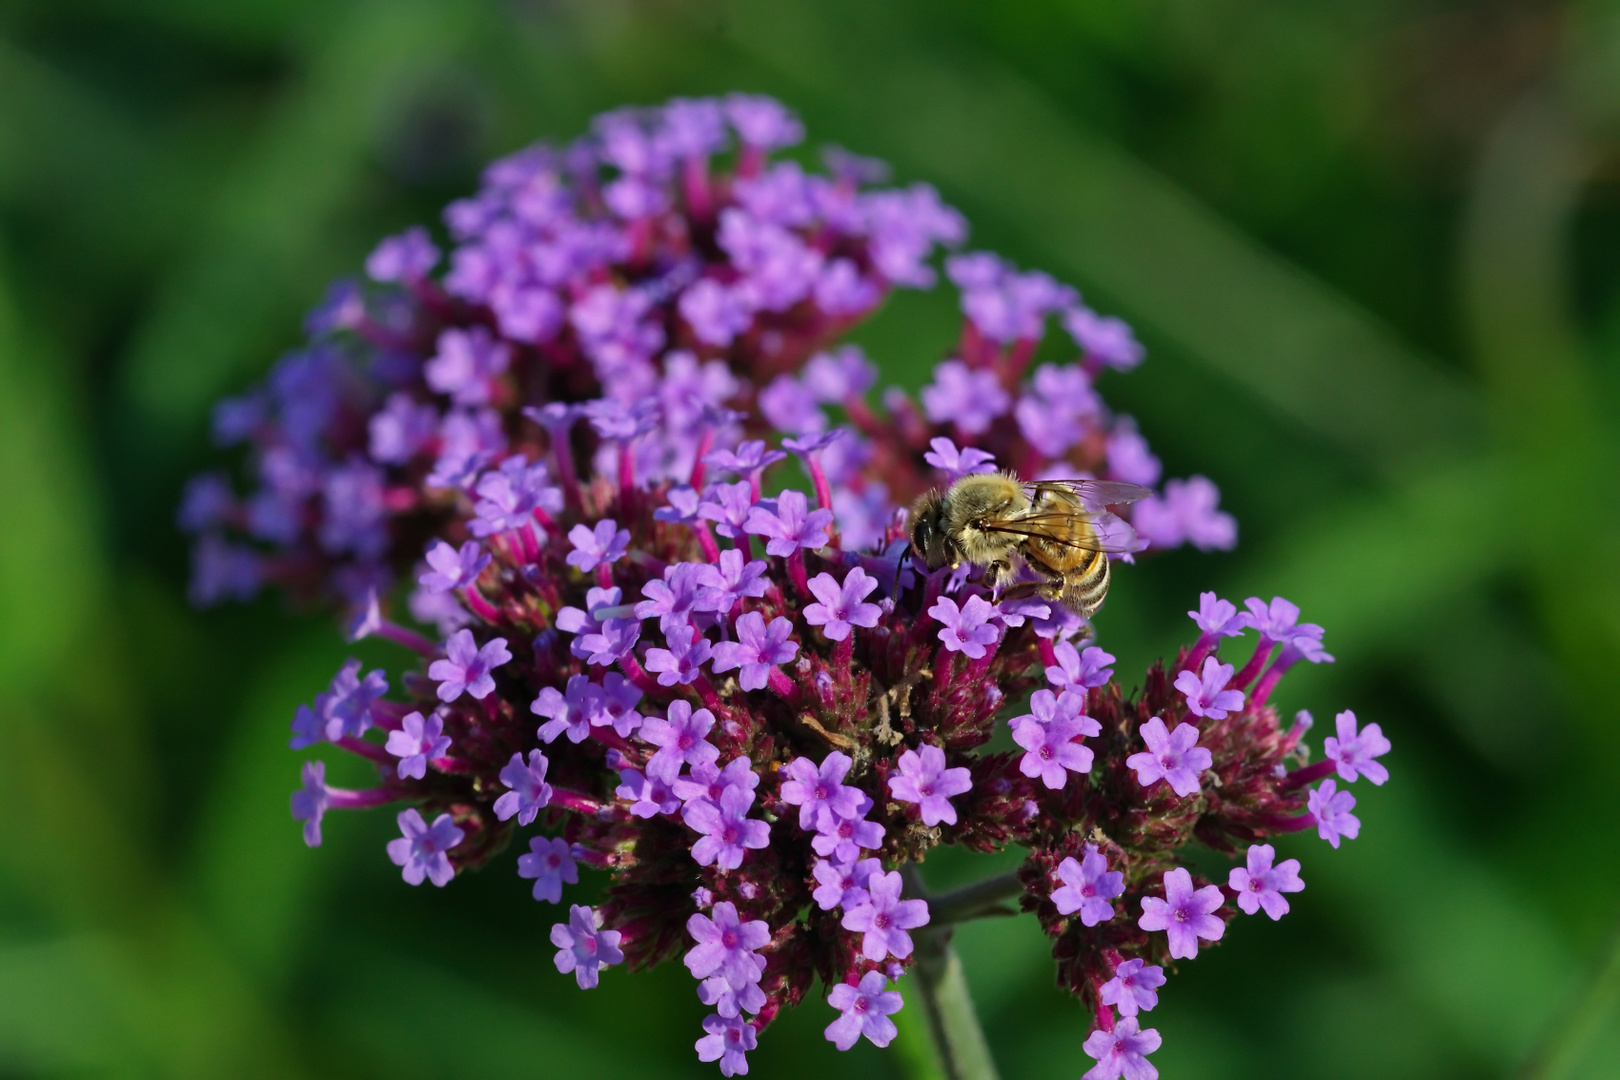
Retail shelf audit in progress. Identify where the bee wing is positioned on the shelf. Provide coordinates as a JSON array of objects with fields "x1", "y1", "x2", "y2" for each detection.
[
  {"x1": 1021, "y1": 478, "x2": 1154, "y2": 510},
  {"x1": 978, "y1": 509, "x2": 1147, "y2": 554}
]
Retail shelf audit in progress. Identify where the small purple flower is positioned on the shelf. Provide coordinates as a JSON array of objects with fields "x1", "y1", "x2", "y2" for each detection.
[
  {"x1": 428, "y1": 629, "x2": 511, "y2": 702},
  {"x1": 577, "y1": 618, "x2": 641, "y2": 667},
  {"x1": 644, "y1": 623, "x2": 714, "y2": 687},
  {"x1": 710, "y1": 611, "x2": 798, "y2": 691},
  {"x1": 1173, "y1": 656, "x2": 1245, "y2": 720},
  {"x1": 385, "y1": 711, "x2": 451, "y2": 780},
  {"x1": 1324, "y1": 710, "x2": 1391, "y2": 785},
  {"x1": 617, "y1": 768, "x2": 681, "y2": 818},
  {"x1": 887, "y1": 745, "x2": 972, "y2": 827},
  {"x1": 386, "y1": 808, "x2": 464, "y2": 887},
  {"x1": 825, "y1": 970, "x2": 904, "y2": 1051},
  {"x1": 1099, "y1": 959, "x2": 1166, "y2": 1018},
  {"x1": 471, "y1": 455, "x2": 561, "y2": 537},
  {"x1": 494, "y1": 750, "x2": 554, "y2": 825},
  {"x1": 922, "y1": 436, "x2": 997, "y2": 480},
  {"x1": 517, "y1": 836, "x2": 577, "y2": 903},
  {"x1": 744, "y1": 489, "x2": 833, "y2": 557},
  {"x1": 551, "y1": 904, "x2": 624, "y2": 989},
  {"x1": 1050, "y1": 843, "x2": 1125, "y2": 926},
  {"x1": 759, "y1": 374, "x2": 828, "y2": 435},
  {"x1": 366, "y1": 225, "x2": 439, "y2": 282},
  {"x1": 812, "y1": 856, "x2": 882, "y2": 911},
  {"x1": 778, "y1": 751, "x2": 865, "y2": 831},
  {"x1": 1081, "y1": 1017, "x2": 1161, "y2": 1080},
  {"x1": 594, "y1": 673, "x2": 646, "y2": 737},
  {"x1": 699, "y1": 974, "x2": 766, "y2": 1021},
  {"x1": 1106, "y1": 417, "x2": 1161, "y2": 487},
  {"x1": 531, "y1": 674, "x2": 605, "y2": 745},
  {"x1": 424, "y1": 326, "x2": 510, "y2": 407},
  {"x1": 1308, "y1": 780, "x2": 1360, "y2": 848},
  {"x1": 693, "y1": 549, "x2": 770, "y2": 612},
  {"x1": 928, "y1": 594, "x2": 1000, "y2": 659},
  {"x1": 1228, "y1": 843, "x2": 1304, "y2": 920},
  {"x1": 802, "y1": 567, "x2": 882, "y2": 641},
  {"x1": 637, "y1": 562, "x2": 717, "y2": 632},
  {"x1": 919, "y1": 359, "x2": 1010, "y2": 435},
  {"x1": 1138, "y1": 867, "x2": 1226, "y2": 960},
  {"x1": 566, "y1": 519, "x2": 631, "y2": 572},
  {"x1": 698, "y1": 481, "x2": 757, "y2": 538},
  {"x1": 727, "y1": 92, "x2": 804, "y2": 149},
  {"x1": 811, "y1": 800, "x2": 886, "y2": 863},
  {"x1": 680, "y1": 278, "x2": 755, "y2": 346},
  {"x1": 1045, "y1": 642, "x2": 1116, "y2": 690},
  {"x1": 684, "y1": 902, "x2": 770, "y2": 993},
  {"x1": 1133, "y1": 476, "x2": 1237, "y2": 552},
  {"x1": 641, "y1": 700, "x2": 720, "y2": 783},
  {"x1": 803, "y1": 345, "x2": 877, "y2": 402},
  {"x1": 1242, "y1": 595, "x2": 1302, "y2": 641},
  {"x1": 1064, "y1": 305, "x2": 1145, "y2": 371},
  {"x1": 695, "y1": 1012, "x2": 756, "y2": 1077},
  {"x1": 672, "y1": 756, "x2": 760, "y2": 810},
  {"x1": 704, "y1": 440, "x2": 787, "y2": 480},
  {"x1": 290, "y1": 760, "x2": 330, "y2": 846},
  {"x1": 683, "y1": 784, "x2": 771, "y2": 870},
  {"x1": 368, "y1": 393, "x2": 438, "y2": 464},
  {"x1": 1012, "y1": 713, "x2": 1097, "y2": 790},
  {"x1": 420, "y1": 539, "x2": 490, "y2": 593},
  {"x1": 1125, "y1": 717, "x2": 1213, "y2": 798},
  {"x1": 841, "y1": 870, "x2": 930, "y2": 961},
  {"x1": 308, "y1": 657, "x2": 389, "y2": 741},
  {"x1": 1190, "y1": 591, "x2": 1246, "y2": 638}
]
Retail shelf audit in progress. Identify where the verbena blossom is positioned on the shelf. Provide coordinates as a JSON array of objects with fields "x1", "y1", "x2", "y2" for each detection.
[
  {"x1": 188, "y1": 95, "x2": 1385, "y2": 1073},
  {"x1": 1138, "y1": 868, "x2": 1226, "y2": 960},
  {"x1": 1082, "y1": 1018, "x2": 1162, "y2": 1080},
  {"x1": 1099, "y1": 959, "x2": 1165, "y2": 1018},
  {"x1": 1228, "y1": 843, "x2": 1304, "y2": 919}
]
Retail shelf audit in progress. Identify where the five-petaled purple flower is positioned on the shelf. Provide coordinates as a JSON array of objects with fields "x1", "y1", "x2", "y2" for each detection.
[
  {"x1": 841, "y1": 870, "x2": 930, "y2": 961},
  {"x1": 928, "y1": 594, "x2": 1000, "y2": 659},
  {"x1": 1050, "y1": 843, "x2": 1125, "y2": 926},
  {"x1": 617, "y1": 768, "x2": 681, "y2": 818},
  {"x1": 685, "y1": 902, "x2": 770, "y2": 995},
  {"x1": 642, "y1": 700, "x2": 721, "y2": 783},
  {"x1": 1012, "y1": 712, "x2": 1097, "y2": 790},
  {"x1": 290, "y1": 760, "x2": 329, "y2": 846},
  {"x1": 1173, "y1": 656, "x2": 1245, "y2": 720},
  {"x1": 1125, "y1": 717, "x2": 1213, "y2": 798},
  {"x1": 1099, "y1": 959, "x2": 1165, "y2": 1018},
  {"x1": 1046, "y1": 642, "x2": 1116, "y2": 690},
  {"x1": 494, "y1": 749, "x2": 554, "y2": 825},
  {"x1": 428, "y1": 629, "x2": 511, "y2": 702},
  {"x1": 1228, "y1": 843, "x2": 1304, "y2": 920},
  {"x1": 1308, "y1": 780, "x2": 1360, "y2": 848},
  {"x1": 744, "y1": 489, "x2": 833, "y2": 556},
  {"x1": 684, "y1": 785, "x2": 771, "y2": 870},
  {"x1": 779, "y1": 751, "x2": 865, "y2": 831},
  {"x1": 802, "y1": 567, "x2": 882, "y2": 641},
  {"x1": 1138, "y1": 867, "x2": 1226, "y2": 960},
  {"x1": 710, "y1": 611, "x2": 798, "y2": 690},
  {"x1": 812, "y1": 857, "x2": 881, "y2": 912},
  {"x1": 922, "y1": 436, "x2": 996, "y2": 480},
  {"x1": 385, "y1": 711, "x2": 451, "y2": 779},
  {"x1": 920, "y1": 359, "x2": 1010, "y2": 434},
  {"x1": 825, "y1": 970, "x2": 904, "y2": 1050},
  {"x1": 645, "y1": 624, "x2": 715, "y2": 687},
  {"x1": 1324, "y1": 710, "x2": 1391, "y2": 785},
  {"x1": 887, "y1": 744, "x2": 973, "y2": 826},
  {"x1": 551, "y1": 904, "x2": 624, "y2": 989},
  {"x1": 518, "y1": 836, "x2": 577, "y2": 903},
  {"x1": 386, "y1": 808, "x2": 465, "y2": 887},
  {"x1": 1081, "y1": 1017, "x2": 1161, "y2": 1080},
  {"x1": 532, "y1": 673, "x2": 604, "y2": 744},
  {"x1": 1190, "y1": 591, "x2": 1245, "y2": 639},
  {"x1": 695, "y1": 1013, "x2": 755, "y2": 1078},
  {"x1": 566, "y1": 519, "x2": 631, "y2": 572}
]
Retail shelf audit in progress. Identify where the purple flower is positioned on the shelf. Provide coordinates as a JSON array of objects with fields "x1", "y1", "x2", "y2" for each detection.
[
  {"x1": 1173, "y1": 656, "x2": 1245, "y2": 720},
  {"x1": 584, "y1": 397, "x2": 661, "y2": 442},
  {"x1": 368, "y1": 393, "x2": 439, "y2": 465},
  {"x1": 1125, "y1": 717, "x2": 1212, "y2": 798},
  {"x1": 594, "y1": 673, "x2": 645, "y2": 737},
  {"x1": 704, "y1": 440, "x2": 787, "y2": 481},
  {"x1": 1308, "y1": 780, "x2": 1360, "y2": 848},
  {"x1": 517, "y1": 836, "x2": 577, "y2": 903},
  {"x1": 1045, "y1": 642, "x2": 1116, "y2": 691},
  {"x1": 841, "y1": 870, "x2": 930, "y2": 961},
  {"x1": 803, "y1": 346, "x2": 876, "y2": 402},
  {"x1": 683, "y1": 784, "x2": 771, "y2": 870},
  {"x1": 290, "y1": 760, "x2": 330, "y2": 846},
  {"x1": 887, "y1": 745, "x2": 972, "y2": 827},
  {"x1": 1106, "y1": 417, "x2": 1161, "y2": 487},
  {"x1": 424, "y1": 326, "x2": 510, "y2": 406},
  {"x1": 1081, "y1": 1017, "x2": 1161, "y2": 1080},
  {"x1": 366, "y1": 225, "x2": 439, "y2": 282},
  {"x1": 1064, "y1": 306, "x2": 1145, "y2": 371},
  {"x1": 1242, "y1": 596, "x2": 1303, "y2": 641},
  {"x1": 744, "y1": 489, "x2": 833, "y2": 557},
  {"x1": 919, "y1": 360, "x2": 1010, "y2": 435},
  {"x1": 727, "y1": 92, "x2": 803, "y2": 149},
  {"x1": 1324, "y1": 710, "x2": 1391, "y2": 785},
  {"x1": 641, "y1": 700, "x2": 720, "y2": 783},
  {"x1": 1012, "y1": 711, "x2": 1097, "y2": 790},
  {"x1": 1138, "y1": 867, "x2": 1226, "y2": 959},
  {"x1": 470, "y1": 456, "x2": 562, "y2": 538},
  {"x1": 420, "y1": 539, "x2": 490, "y2": 593},
  {"x1": 1099, "y1": 959, "x2": 1165, "y2": 1018},
  {"x1": 566, "y1": 519, "x2": 631, "y2": 572},
  {"x1": 698, "y1": 481, "x2": 756, "y2": 538},
  {"x1": 802, "y1": 567, "x2": 883, "y2": 641},
  {"x1": 1050, "y1": 843, "x2": 1125, "y2": 926},
  {"x1": 386, "y1": 808, "x2": 464, "y2": 887},
  {"x1": 699, "y1": 974, "x2": 766, "y2": 1021},
  {"x1": 1228, "y1": 843, "x2": 1304, "y2": 920},
  {"x1": 778, "y1": 751, "x2": 865, "y2": 831},
  {"x1": 928, "y1": 594, "x2": 1000, "y2": 659},
  {"x1": 812, "y1": 856, "x2": 882, "y2": 911},
  {"x1": 693, "y1": 549, "x2": 770, "y2": 612},
  {"x1": 710, "y1": 611, "x2": 798, "y2": 691},
  {"x1": 825, "y1": 970, "x2": 903, "y2": 1051},
  {"x1": 922, "y1": 436, "x2": 997, "y2": 480},
  {"x1": 655, "y1": 484, "x2": 704, "y2": 525},
  {"x1": 637, "y1": 562, "x2": 717, "y2": 632},
  {"x1": 304, "y1": 657, "x2": 389, "y2": 742},
  {"x1": 494, "y1": 750, "x2": 554, "y2": 825},
  {"x1": 644, "y1": 623, "x2": 714, "y2": 687},
  {"x1": 685, "y1": 902, "x2": 770, "y2": 993},
  {"x1": 551, "y1": 904, "x2": 624, "y2": 989},
  {"x1": 695, "y1": 1012, "x2": 756, "y2": 1078},
  {"x1": 385, "y1": 711, "x2": 451, "y2": 780},
  {"x1": 672, "y1": 756, "x2": 760, "y2": 810},
  {"x1": 616, "y1": 768, "x2": 681, "y2": 818},
  {"x1": 680, "y1": 278, "x2": 755, "y2": 346},
  {"x1": 1133, "y1": 476, "x2": 1237, "y2": 552},
  {"x1": 759, "y1": 374, "x2": 828, "y2": 435},
  {"x1": 427, "y1": 630, "x2": 510, "y2": 702},
  {"x1": 1190, "y1": 591, "x2": 1246, "y2": 638},
  {"x1": 810, "y1": 800, "x2": 886, "y2": 863}
]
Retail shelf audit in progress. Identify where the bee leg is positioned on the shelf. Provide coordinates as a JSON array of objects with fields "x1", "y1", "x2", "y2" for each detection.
[{"x1": 996, "y1": 582, "x2": 1044, "y2": 604}]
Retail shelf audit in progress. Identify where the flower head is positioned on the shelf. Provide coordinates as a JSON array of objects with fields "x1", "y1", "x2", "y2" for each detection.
[
  {"x1": 1138, "y1": 867, "x2": 1226, "y2": 960},
  {"x1": 1308, "y1": 780, "x2": 1360, "y2": 848},
  {"x1": 1125, "y1": 717, "x2": 1213, "y2": 798},
  {"x1": 928, "y1": 594, "x2": 999, "y2": 659},
  {"x1": 887, "y1": 745, "x2": 972, "y2": 826},
  {"x1": 518, "y1": 836, "x2": 578, "y2": 903},
  {"x1": 1173, "y1": 657, "x2": 1245, "y2": 720},
  {"x1": 386, "y1": 808, "x2": 464, "y2": 887},
  {"x1": 551, "y1": 904, "x2": 624, "y2": 989},
  {"x1": 802, "y1": 567, "x2": 882, "y2": 640},
  {"x1": 1099, "y1": 959, "x2": 1165, "y2": 1018},
  {"x1": 1051, "y1": 843, "x2": 1125, "y2": 926},
  {"x1": 1081, "y1": 1017, "x2": 1161, "y2": 1080},
  {"x1": 1324, "y1": 710, "x2": 1391, "y2": 785},
  {"x1": 841, "y1": 870, "x2": 930, "y2": 961},
  {"x1": 1228, "y1": 843, "x2": 1304, "y2": 920},
  {"x1": 825, "y1": 971, "x2": 904, "y2": 1051}
]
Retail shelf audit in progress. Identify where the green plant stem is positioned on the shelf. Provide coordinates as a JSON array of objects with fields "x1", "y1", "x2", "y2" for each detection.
[
  {"x1": 901, "y1": 867, "x2": 1002, "y2": 1080},
  {"x1": 924, "y1": 870, "x2": 1024, "y2": 926},
  {"x1": 1517, "y1": 914, "x2": 1620, "y2": 1080}
]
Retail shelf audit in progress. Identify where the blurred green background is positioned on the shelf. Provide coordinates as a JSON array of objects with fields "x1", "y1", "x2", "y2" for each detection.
[{"x1": 4, "y1": 0, "x2": 1620, "y2": 1076}]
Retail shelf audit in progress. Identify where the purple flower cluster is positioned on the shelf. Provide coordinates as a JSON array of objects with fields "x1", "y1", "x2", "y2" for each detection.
[{"x1": 191, "y1": 97, "x2": 1385, "y2": 1076}]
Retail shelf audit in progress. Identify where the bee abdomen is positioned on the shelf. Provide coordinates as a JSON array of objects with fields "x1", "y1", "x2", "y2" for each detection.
[{"x1": 1063, "y1": 550, "x2": 1111, "y2": 617}]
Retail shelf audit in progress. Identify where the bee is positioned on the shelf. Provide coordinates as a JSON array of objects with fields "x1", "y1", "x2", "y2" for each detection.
[{"x1": 908, "y1": 473, "x2": 1151, "y2": 617}]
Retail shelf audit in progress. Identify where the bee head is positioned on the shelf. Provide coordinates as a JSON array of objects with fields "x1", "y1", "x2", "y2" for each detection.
[{"x1": 908, "y1": 491, "x2": 955, "y2": 571}]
